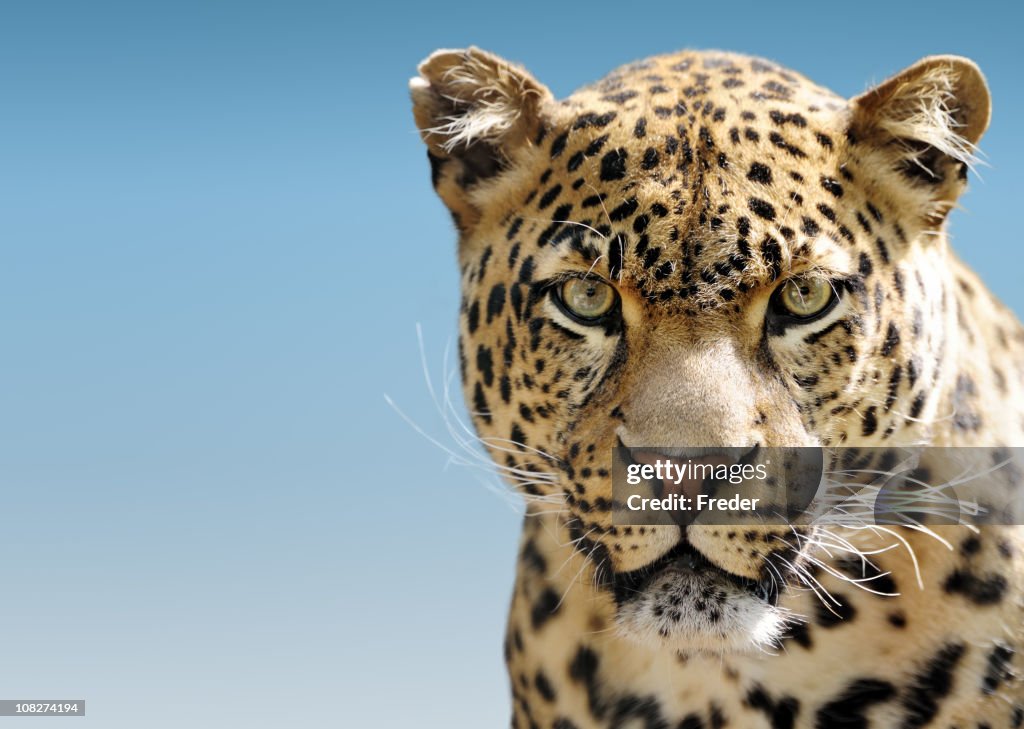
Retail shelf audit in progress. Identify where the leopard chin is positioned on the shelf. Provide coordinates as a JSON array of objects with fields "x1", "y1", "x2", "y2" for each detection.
[{"x1": 612, "y1": 538, "x2": 790, "y2": 654}]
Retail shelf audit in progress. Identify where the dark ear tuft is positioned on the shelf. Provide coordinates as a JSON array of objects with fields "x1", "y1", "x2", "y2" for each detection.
[{"x1": 849, "y1": 56, "x2": 990, "y2": 225}]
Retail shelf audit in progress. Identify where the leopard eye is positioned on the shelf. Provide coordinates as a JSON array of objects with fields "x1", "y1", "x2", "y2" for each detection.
[
  {"x1": 772, "y1": 276, "x2": 836, "y2": 320},
  {"x1": 556, "y1": 277, "x2": 618, "y2": 323}
]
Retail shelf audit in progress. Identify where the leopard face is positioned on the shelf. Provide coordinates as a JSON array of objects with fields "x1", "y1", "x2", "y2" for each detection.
[{"x1": 411, "y1": 47, "x2": 1024, "y2": 728}]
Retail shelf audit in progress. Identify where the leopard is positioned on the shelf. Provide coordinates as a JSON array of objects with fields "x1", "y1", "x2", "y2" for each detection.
[{"x1": 409, "y1": 46, "x2": 1024, "y2": 729}]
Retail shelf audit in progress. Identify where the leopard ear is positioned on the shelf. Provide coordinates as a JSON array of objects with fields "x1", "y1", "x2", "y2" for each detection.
[
  {"x1": 410, "y1": 47, "x2": 553, "y2": 230},
  {"x1": 849, "y1": 56, "x2": 990, "y2": 226}
]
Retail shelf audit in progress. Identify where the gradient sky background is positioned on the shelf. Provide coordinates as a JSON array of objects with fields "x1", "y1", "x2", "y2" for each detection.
[{"x1": 1, "y1": 1, "x2": 1022, "y2": 727}]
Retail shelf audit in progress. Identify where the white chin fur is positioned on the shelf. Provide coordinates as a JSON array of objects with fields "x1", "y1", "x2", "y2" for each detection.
[{"x1": 614, "y1": 565, "x2": 789, "y2": 654}]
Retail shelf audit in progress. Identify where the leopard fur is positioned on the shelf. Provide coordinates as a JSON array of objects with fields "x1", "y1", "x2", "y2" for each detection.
[{"x1": 410, "y1": 47, "x2": 1024, "y2": 729}]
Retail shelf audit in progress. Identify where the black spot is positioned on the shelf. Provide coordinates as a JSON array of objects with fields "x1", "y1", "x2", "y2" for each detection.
[
  {"x1": 885, "y1": 364, "x2": 903, "y2": 412},
  {"x1": 608, "y1": 234, "x2": 624, "y2": 279},
  {"x1": 899, "y1": 643, "x2": 965, "y2": 729},
  {"x1": 768, "y1": 131, "x2": 806, "y2": 158},
  {"x1": 820, "y1": 176, "x2": 844, "y2": 197},
  {"x1": 600, "y1": 148, "x2": 628, "y2": 181},
  {"x1": 816, "y1": 593, "x2": 856, "y2": 627},
  {"x1": 744, "y1": 684, "x2": 799, "y2": 729},
  {"x1": 747, "y1": 162, "x2": 773, "y2": 184},
  {"x1": 768, "y1": 110, "x2": 807, "y2": 127},
  {"x1": 507, "y1": 216, "x2": 524, "y2": 240},
  {"x1": 888, "y1": 611, "x2": 907, "y2": 628},
  {"x1": 604, "y1": 89, "x2": 638, "y2": 104},
  {"x1": 709, "y1": 704, "x2": 726, "y2": 729},
  {"x1": 475, "y1": 345, "x2": 494, "y2": 387},
  {"x1": 530, "y1": 588, "x2": 561, "y2": 629},
  {"x1": 472, "y1": 381, "x2": 491, "y2": 423},
  {"x1": 466, "y1": 300, "x2": 480, "y2": 333},
  {"x1": 486, "y1": 284, "x2": 506, "y2": 323},
  {"x1": 748, "y1": 198, "x2": 776, "y2": 221},
  {"x1": 678, "y1": 714, "x2": 705, "y2": 729},
  {"x1": 760, "y1": 236, "x2": 782, "y2": 280},
  {"x1": 856, "y1": 211, "x2": 872, "y2": 234},
  {"x1": 874, "y1": 238, "x2": 890, "y2": 265},
  {"x1": 861, "y1": 407, "x2": 878, "y2": 437},
  {"x1": 573, "y1": 111, "x2": 617, "y2": 129},
  {"x1": 909, "y1": 392, "x2": 926, "y2": 419},
  {"x1": 815, "y1": 679, "x2": 896, "y2": 729},
  {"x1": 654, "y1": 261, "x2": 673, "y2": 280},
  {"x1": 518, "y1": 256, "x2": 535, "y2": 284},
  {"x1": 943, "y1": 570, "x2": 1008, "y2": 605},
  {"x1": 569, "y1": 645, "x2": 605, "y2": 719},
  {"x1": 538, "y1": 184, "x2": 562, "y2": 210},
  {"x1": 634, "y1": 118, "x2": 647, "y2": 138},
  {"x1": 881, "y1": 322, "x2": 900, "y2": 357},
  {"x1": 550, "y1": 132, "x2": 569, "y2": 159},
  {"x1": 834, "y1": 556, "x2": 897, "y2": 595},
  {"x1": 609, "y1": 197, "x2": 639, "y2": 222},
  {"x1": 642, "y1": 147, "x2": 660, "y2": 170},
  {"x1": 961, "y1": 535, "x2": 982, "y2": 555},
  {"x1": 608, "y1": 694, "x2": 669, "y2": 729},
  {"x1": 982, "y1": 642, "x2": 1014, "y2": 695},
  {"x1": 858, "y1": 252, "x2": 874, "y2": 277},
  {"x1": 781, "y1": 620, "x2": 813, "y2": 649},
  {"x1": 535, "y1": 670, "x2": 557, "y2": 702},
  {"x1": 586, "y1": 134, "x2": 609, "y2": 157},
  {"x1": 699, "y1": 125, "x2": 715, "y2": 148},
  {"x1": 520, "y1": 539, "x2": 546, "y2": 575}
]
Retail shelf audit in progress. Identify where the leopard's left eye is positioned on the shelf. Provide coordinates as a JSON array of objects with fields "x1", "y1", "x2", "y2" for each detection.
[
  {"x1": 771, "y1": 276, "x2": 837, "y2": 320},
  {"x1": 555, "y1": 278, "x2": 618, "y2": 323}
]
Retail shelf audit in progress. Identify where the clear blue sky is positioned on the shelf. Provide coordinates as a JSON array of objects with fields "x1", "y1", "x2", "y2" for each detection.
[{"x1": 1, "y1": 1, "x2": 1021, "y2": 727}]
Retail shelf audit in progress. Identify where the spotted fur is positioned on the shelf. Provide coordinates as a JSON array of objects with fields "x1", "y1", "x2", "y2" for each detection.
[{"x1": 411, "y1": 48, "x2": 1024, "y2": 728}]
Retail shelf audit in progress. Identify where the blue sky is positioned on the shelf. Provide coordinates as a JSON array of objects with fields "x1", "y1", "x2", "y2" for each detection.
[{"x1": 1, "y1": 1, "x2": 1022, "y2": 727}]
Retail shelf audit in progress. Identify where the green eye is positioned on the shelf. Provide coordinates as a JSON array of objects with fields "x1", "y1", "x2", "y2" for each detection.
[
  {"x1": 557, "y1": 278, "x2": 617, "y2": 322},
  {"x1": 774, "y1": 276, "x2": 836, "y2": 319}
]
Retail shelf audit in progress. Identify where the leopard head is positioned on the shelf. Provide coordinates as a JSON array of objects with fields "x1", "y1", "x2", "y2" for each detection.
[{"x1": 411, "y1": 47, "x2": 990, "y2": 652}]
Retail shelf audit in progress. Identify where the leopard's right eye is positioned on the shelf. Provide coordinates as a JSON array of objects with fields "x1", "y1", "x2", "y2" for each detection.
[
  {"x1": 770, "y1": 276, "x2": 837, "y2": 322},
  {"x1": 554, "y1": 277, "x2": 619, "y2": 324}
]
